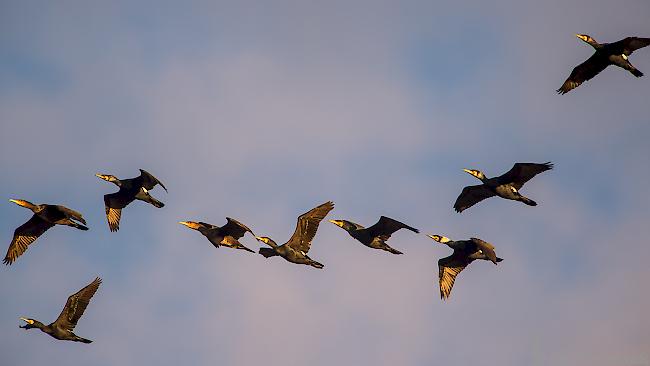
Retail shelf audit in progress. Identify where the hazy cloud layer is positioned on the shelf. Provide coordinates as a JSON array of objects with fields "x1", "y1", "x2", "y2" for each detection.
[{"x1": 1, "y1": 1, "x2": 649, "y2": 365}]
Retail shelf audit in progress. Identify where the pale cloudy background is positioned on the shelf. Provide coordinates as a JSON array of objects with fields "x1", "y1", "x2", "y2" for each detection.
[{"x1": 1, "y1": 1, "x2": 649, "y2": 365}]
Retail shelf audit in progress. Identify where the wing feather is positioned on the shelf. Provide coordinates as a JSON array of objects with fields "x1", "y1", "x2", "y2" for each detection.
[
  {"x1": 3, "y1": 215, "x2": 54, "y2": 265},
  {"x1": 286, "y1": 201, "x2": 334, "y2": 253},
  {"x1": 557, "y1": 54, "x2": 609, "y2": 94},
  {"x1": 454, "y1": 185, "x2": 496, "y2": 213},
  {"x1": 138, "y1": 169, "x2": 167, "y2": 191},
  {"x1": 221, "y1": 217, "x2": 255, "y2": 239},
  {"x1": 497, "y1": 162, "x2": 553, "y2": 189},
  {"x1": 53, "y1": 277, "x2": 102, "y2": 331},
  {"x1": 364, "y1": 216, "x2": 419, "y2": 239},
  {"x1": 438, "y1": 255, "x2": 468, "y2": 300}
]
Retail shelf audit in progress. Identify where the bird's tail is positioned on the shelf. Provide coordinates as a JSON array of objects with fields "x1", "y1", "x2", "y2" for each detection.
[
  {"x1": 631, "y1": 68, "x2": 644, "y2": 77},
  {"x1": 385, "y1": 246, "x2": 403, "y2": 255},
  {"x1": 519, "y1": 196, "x2": 537, "y2": 206},
  {"x1": 496, "y1": 257, "x2": 504, "y2": 263},
  {"x1": 240, "y1": 246, "x2": 255, "y2": 253},
  {"x1": 146, "y1": 196, "x2": 165, "y2": 208},
  {"x1": 258, "y1": 248, "x2": 278, "y2": 258},
  {"x1": 75, "y1": 336, "x2": 92, "y2": 344},
  {"x1": 68, "y1": 221, "x2": 89, "y2": 231},
  {"x1": 309, "y1": 260, "x2": 324, "y2": 269}
]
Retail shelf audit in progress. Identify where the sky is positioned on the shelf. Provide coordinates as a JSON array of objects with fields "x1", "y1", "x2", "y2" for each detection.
[{"x1": 1, "y1": 0, "x2": 649, "y2": 365}]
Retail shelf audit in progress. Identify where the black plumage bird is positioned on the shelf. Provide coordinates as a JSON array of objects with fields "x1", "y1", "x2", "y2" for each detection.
[
  {"x1": 179, "y1": 218, "x2": 256, "y2": 253},
  {"x1": 19, "y1": 277, "x2": 101, "y2": 343},
  {"x1": 329, "y1": 216, "x2": 419, "y2": 254},
  {"x1": 558, "y1": 34, "x2": 650, "y2": 94},
  {"x1": 256, "y1": 201, "x2": 334, "y2": 269},
  {"x1": 428, "y1": 235, "x2": 502, "y2": 300},
  {"x1": 4, "y1": 199, "x2": 88, "y2": 265},
  {"x1": 454, "y1": 162, "x2": 553, "y2": 213},
  {"x1": 96, "y1": 169, "x2": 167, "y2": 232}
]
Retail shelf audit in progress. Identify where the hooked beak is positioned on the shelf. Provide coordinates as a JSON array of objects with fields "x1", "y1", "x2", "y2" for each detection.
[
  {"x1": 178, "y1": 221, "x2": 199, "y2": 230},
  {"x1": 19, "y1": 317, "x2": 33, "y2": 328},
  {"x1": 427, "y1": 234, "x2": 449, "y2": 244},
  {"x1": 329, "y1": 220, "x2": 343, "y2": 227},
  {"x1": 462, "y1": 169, "x2": 472, "y2": 174}
]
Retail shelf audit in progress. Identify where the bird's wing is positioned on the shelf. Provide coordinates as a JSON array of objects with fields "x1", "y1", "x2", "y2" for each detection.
[
  {"x1": 103, "y1": 193, "x2": 134, "y2": 232},
  {"x1": 557, "y1": 53, "x2": 610, "y2": 94},
  {"x1": 454, "y1": 185, "x2": 496, "y2": 213},
  {"x1": 438, "y1": 255, "x2": 469, "y2": 300},
  {"x1": 55, "y1": 206, "x2": 87, "y2": 225},
  {"x1": 3, "y1": 215, "x2": 54, "y2": 265},
  {"x1": 138, "y1": 169, "x2": 167, "y2": 191},
  {"x1": 609, "y1": 37, "x2": 650, "y2": 55},
  {"x1": 470, "y1": 238, "x2": 498, "y2": 264},
  {"x1": 498, "y1": 162, "x2": 553, "y2": 189},
  {"x1": 53, "y1": 277, "x2": 102, "y2": 332},
  {"x1": 221, "y1": 217, "x2": 255, "y2": 239},
  {"x1": 364, "y1": 216, "x2": 419, "y2": 239},
  {"x1": 286, "y1": 201, "x2": 335, "y2": 254}
]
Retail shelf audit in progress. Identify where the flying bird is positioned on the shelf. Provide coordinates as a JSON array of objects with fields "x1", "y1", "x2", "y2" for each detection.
[
  {"x1": 557, "y1": 34, "x2": 650, "y2": 94},
  {"x1": 179, "y1": 218, "x2": 256, "y2": 253},
  {"x1": 329, "y1": 216, "x2": 419, "y2": 254},
  {"x1": 454, "y1": 162, "x2": 553, "y2": 213},
  {"x1": 428, "y1": 235, "x2": 502, "y2": 300},
  {"x1": 256, "y1": 201, "x2": 334, "y2": 269},
  {"x1": 96, "y1": 169, "x2": 167, "y2": 232},
  {"x1": 4, "y1": 199, "x2": 88, "y2": 265},
  {"x1": 19, "y1": 277, "x2": 101, "y2": 343}
]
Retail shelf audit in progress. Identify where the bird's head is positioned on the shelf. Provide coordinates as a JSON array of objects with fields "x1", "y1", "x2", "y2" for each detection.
[
  {"x1": 178, "y1": 221, "x2": 202, "y2": 230},
  {"x1": 329, "y1": 219, "x2": 355, "y2": 231},
  {"x1": 9, "y1": 199, "x2": 36, "y2": 209},
  {"x1": 255, "y1": 236, "x2": 277, "y2": 247},
  {"x1": 463, "y1": 169, "x2": 486, "y2": 181},
  {"x1": 95, "y1": 174, "x2": 120, "y2": 185},
  {"x1": 576, "y1": 34, "x2": 598, "y2": 47},
  {"x1": 428, "y1": 234, "x2": 451, "y2": 244},
  {"x1": 19, "y1": 317, "x2": 42, "y2": 330}
]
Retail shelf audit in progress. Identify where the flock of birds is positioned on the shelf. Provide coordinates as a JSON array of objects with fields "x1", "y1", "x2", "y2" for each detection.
[{"x1": 5, "y1": 34, "x2": 649, "y2": 344}]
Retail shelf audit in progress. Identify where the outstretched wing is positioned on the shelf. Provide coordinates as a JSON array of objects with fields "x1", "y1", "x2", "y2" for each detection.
[
  {"x1": 608, "y1": 37, "x2": 650, "y2": 56},
  {"x1": 53, "y1": 277, "x2": 102, "y2": 331},
  {"x1": 138, "y1": 169, "x2": 167, "y2": 191},
  {"x1": 364, "y1": 216, "x2": 419, "y2": 240},
  {"x1": 221, "y1": 217, "x2": 255, "y2": 239},
  {"x1": 4, "y1": 215, "x2": 54, "y2": 265},
  {"x1": 286, "y1": 201, "x2": 334, "y2": 254},
  {"x1": 557, "y1": 54, "x2": 609, "y2": 94},
  {"x1": 497, "y1": 162, "x2": 553, "y2": 190},
  {"x1": 438, "y1": 254, "x2": 470, "y2": 300},
  {"x1": 454, "y1": 185, "x2": 495, "y2": 213},
  {"x1": 470, "y1": 237, "x2": 498, "y2": 264},
  {"x1": 103, "y1": 192, "x2": 133, "y2": 232}
]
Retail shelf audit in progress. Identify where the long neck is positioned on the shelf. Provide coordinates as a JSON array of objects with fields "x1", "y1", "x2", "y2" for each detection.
[{"x1": 587, "y1": 38, "x2": 602, "y2": 49}]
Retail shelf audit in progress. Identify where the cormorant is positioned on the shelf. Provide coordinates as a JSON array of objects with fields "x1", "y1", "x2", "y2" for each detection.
[
  {"x1": 428, "y1": 235, "x2": 502, "y2": 300},
  {"x1": 179, "y1": 218, "x2": 256, "y2": 253},
  {"x1": 557, "y1": 35, "x2": 650, "y2": 94},
  {"x1": 329, "y1": 216, "x2": 419, "y2": 254},
  {"x1": 96, "y1": 169, "x2": 167, "y2": 232},
  {"x1": 19, "y1": 277, "x2": 101, "y2": 343},
  {"x1": 255, "y1": 201, "x2": 334, "y2": 269},
  {"x1": 4, "y1": 199, "x2": 88, "y2": 265},
  {"x1": 454, "y1": 162, "x2": 553, "y2": 213}
]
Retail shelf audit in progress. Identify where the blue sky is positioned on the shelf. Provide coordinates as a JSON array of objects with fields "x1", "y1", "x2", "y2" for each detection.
[{"x1": 1, "y1": 1, "x2": 650, "y2": 365}]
